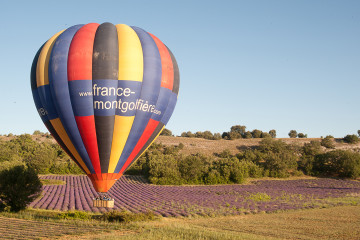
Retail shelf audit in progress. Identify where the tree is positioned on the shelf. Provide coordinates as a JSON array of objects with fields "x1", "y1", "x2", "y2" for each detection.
[
  {"x1": 288, "y1": 130, "x2": 297, "y2": 138},
  {"x1": 260, "y1": 132, "x2": 271, "y2": 138},
  {"x1": 251, "y1": 129, "x2": 262, "y2": 138},
  {"x1": 230, "y1": 125, "x2": 246, "y2": 137},
  {"x1": 358, "y1": 130, "x2": 360, "y2": 137},
  {"x1": 269, "y1": 129, "x2": 276, "y2": 138},
  {"x1": 343, "y1": 134, "x2": 359, "y2": 144},
  {"x1": 24, "y1": 145, "x2": 57, "y2": 174},
  {"x1": 181, "y1": 131, "x2": 194, "y2": 138},
  {"x1": 297, "y1": 133, "x2": 307, "y2": 138},
  {"x1": 244, "y1": 131, "x2": 253, "y2": 139},
  {"x1": 313, "y1": 150, "x2": 360, "y2": 178},
  {"x1": 0, "y1": 165, "x2": 42, "y2": 212},
  {"x1": 321, "y1": 135, "x2": 335, "y2": 149},
  {"x1": 160, "y1": 128, "x2": 172, "y2": 136}
]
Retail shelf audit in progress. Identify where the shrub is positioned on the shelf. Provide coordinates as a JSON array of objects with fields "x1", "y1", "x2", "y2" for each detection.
[
  {"x1": 343, "y1": 134, "x2": 359, "y2": 144},
  {"x1": 147, "y1": 154, "x2": 182, "y2": 185},
  {"x1": 321, "y1": 136, "x2": 335, "y2": 149},
  {"x1": 102, "y1": 210, "x2": 157, "y2": 223},
  {"x1": 298, "y1": 141, "x2": 323, "y2": 175},
  {"x1": 178, "y1": 155, "x2": 207, "y2": 184},
  {"x1": 230, "y1": 125, "x2": 246, "y2": 137},
  {"x1": 181, "y1": 131, "x2": 195, "y2": 138},
  {"x1": 204, "y1": 169, "x2": 225, "y2": 184},
  {"x1": 313, "y1": 150, "x2": 360, "y2": 178},
  {"x1": 24, "y1": 145, "x2": 58, "y2": 174},
  {"x1": 260, "y1": 132, "x2": 271, "y2": 138},
  {"x1": 269, "y1": 129, "x2": 277, "y2": 138},
  {"x1": 244, "y1": 131, "x2": 253, "y2": 139},
  {"x1": 257, "y1": 138, "x2": 299, "y2": 177},
  {"x1": 288, "y1": 130, "x2": 297, "y2": 138},
  {"x1": 58, "y1": 211, "x2": 91, "y2": 220},
  {"x1": 160, "y1": 128, "x2": 172, "y2": 136},
  {"x1": 297, "y1": 133, "x2": 307, "y2": 138},
  {"x1": 0, "y1": 165, "x2": 42, "y2": 212},
  {"x1": 251, "y1": 129, "x2": 262, "y2": 138}
]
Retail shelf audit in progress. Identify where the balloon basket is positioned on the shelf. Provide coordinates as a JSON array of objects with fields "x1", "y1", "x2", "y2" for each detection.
[{"x1": 93, "y1": 194, "x2": 114, "y2": 208}]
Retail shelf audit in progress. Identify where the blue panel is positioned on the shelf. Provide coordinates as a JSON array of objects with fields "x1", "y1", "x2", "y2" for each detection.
[
  {"x1": 151, "y1": 87, "x2": 173, "y2": 122},
  {"x1": 161, "y1": 92, "x2": 177, "y2": 125},
  {"x1": 114, "y1": 26, "x2": 162, "y2": 173},
  {"x1": 68, "y1": 80, "x2": 93, "y2": 117},
  {"x1": 49, "y1": 24, "x2": 95, "y2": 173},
  {"x1": 32, "y1": 89, "x2": 50, "y2": 123},
  {"x1": 37, "y1": 85, "x2": 59, "y2": 120}
]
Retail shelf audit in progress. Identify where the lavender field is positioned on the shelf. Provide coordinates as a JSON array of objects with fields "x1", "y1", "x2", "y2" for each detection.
[{"x1": 30, "y1": 175, "x2": 360, "y2": 217}]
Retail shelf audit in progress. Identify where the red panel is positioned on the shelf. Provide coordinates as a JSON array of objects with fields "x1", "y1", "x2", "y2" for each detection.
[
  {"x1": 68, "y1": 23, "x2": 99, "y2": 81},
  {"x1": 119, "y1": 119, "x2": 159, "y2": 174},
  {"x1": 148, "y1": 33, "x2": 174, "y2": 91},
  {"x1": 68, "y1": 23, "x2": 102, "y2": 179},
  {"x1": 75, "y1": 116, "x2": 101, "y2": 178}
]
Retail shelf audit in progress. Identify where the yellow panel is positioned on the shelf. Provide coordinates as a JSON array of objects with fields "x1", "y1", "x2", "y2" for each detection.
[
  {"x1": 115, "y1": 24, "x2": 143, "y2": 81},
  {"x1": 36, "y1": 30, "x2": 64, "y2": 87},
  {"x1": 50, "y1": 118, "x2": 90, "y2": 174},
  {"x1": 108, "y1": 115, "x2": 135, "y2": 173}
]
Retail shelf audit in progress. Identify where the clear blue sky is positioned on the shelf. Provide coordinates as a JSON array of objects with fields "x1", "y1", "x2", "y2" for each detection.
[{"x1": 0, "y1": 0, "x2": 359, "y2": 138}]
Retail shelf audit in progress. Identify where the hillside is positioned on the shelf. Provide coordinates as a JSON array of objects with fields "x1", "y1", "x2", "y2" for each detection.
[
  {"x1": 155, "y1": 136, "x2": 360, "y2": 156},
  {"x1": 1, "y1": 134, "x2": 359, "y2": 157}
]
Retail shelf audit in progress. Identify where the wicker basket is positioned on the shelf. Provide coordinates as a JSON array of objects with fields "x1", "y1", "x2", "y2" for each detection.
[{"x1": 93, "y1": 199, "x2": 114, "y2": 208}]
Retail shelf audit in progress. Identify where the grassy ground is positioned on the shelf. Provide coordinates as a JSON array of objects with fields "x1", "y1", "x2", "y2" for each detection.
[
  {"x1": 1, "y1": 205, "x2": 359, "y2": 239},
  {"x1": 62, "y1": 205, "x2": 360, "y2": 240}
]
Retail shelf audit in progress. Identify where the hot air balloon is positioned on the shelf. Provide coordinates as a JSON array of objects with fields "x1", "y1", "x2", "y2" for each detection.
[{"x1": 30, "y1": 22, "x2": 179, "y2": 194}]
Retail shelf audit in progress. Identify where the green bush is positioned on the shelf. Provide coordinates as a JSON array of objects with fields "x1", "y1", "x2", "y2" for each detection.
[
  {"x1": 102, "y1": 210, "x2": 157, "y2": 223},
  {"x1": 343, "y1": 134, "x2": 359, "y2": 144},
  {"x1": 58, "y1": 211, "x2": 91, "y2": 220},
  {"x1": 0, "y1": 165, "x2": 42, "y2": 212},
  {"x1": 321, "y1": 136, "x2": 335, "y2": 149},
  {"x1": 297, "y1": 133, "x2": 307, "y2": 138},
  {"x1": 288, "y1": 130, "x2": 297, "y2": 138},
  {"x1": 251, "y1": 129, "x2": 262, "y2": 138},
  {"x1": 147, "y1": 154, "x2": 183, "y2": 185},
  {"x1": 24, "y1": 145, "x2": 57, "y2": 174},
  {"x1": 269, "y1": 129, "x2": 277, "y2": 138},
  {"x1": 313, "y1": 150, "x2": 360, "y2": 178},
  {"x1": 298, "y1": 141, "x2": 323, "y2": 175},
  {"x1": 178, "y1": 155, "x2": 207, "y2": 184},
  {"x1": 256, "y1": 138, "x2": 299, "y2": 177},
  {"x1": 160, "y1": 128, "x2": 172, "y2": 136}
]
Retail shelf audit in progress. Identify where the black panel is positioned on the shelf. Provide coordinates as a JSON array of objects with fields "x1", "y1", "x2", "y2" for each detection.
[{"x1": 92, "y1": 22, "x2": 119, "y2": 173}]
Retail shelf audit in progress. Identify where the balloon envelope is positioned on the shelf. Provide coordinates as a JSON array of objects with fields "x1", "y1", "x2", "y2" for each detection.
[{"x1": 31, "y1": 23, "x2": 179, "y2": 192}]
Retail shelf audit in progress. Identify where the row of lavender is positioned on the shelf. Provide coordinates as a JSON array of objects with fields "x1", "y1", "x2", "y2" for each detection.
[{"x1": 29, "y1": 175, "x2": 360, "y2": 217}]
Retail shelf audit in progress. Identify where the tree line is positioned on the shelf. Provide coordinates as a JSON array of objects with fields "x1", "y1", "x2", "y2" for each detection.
[
  {"x1": 127, "y1": 136, "x2": 360, "y2": 185},
  {"x1": 161, "y1": 125, "x2": 360, "y2": 143}
]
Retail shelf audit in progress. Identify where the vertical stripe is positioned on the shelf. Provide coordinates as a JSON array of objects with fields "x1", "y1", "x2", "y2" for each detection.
[
  {"x1": 92, "y1": 22, "x2": 119, "y2": 173},
  {"x1": 68, "y1": 23, "x2": 102, "y2": 177},
  {"x1": 108, "y1": 24, "x2": 144, "y2": 173},
  {"x1": 148, "y1": 33, "x2": 174, "y2": 90},
  {"x1": 114, "y1": 26, "x2": 162, "y2": 173},
  {"x1": 35, "y1": 30, "x2": 91, "y2": 174},
  {"x1": 167, "y1": 47, "x2": 180, "y2": 95},
  {"x1": 49, "y1": 24, "x2": 95, "y2": 173},
  {"x1": 36, "y1": 30, "x2": 64, "y2": 87},
  {"x1": 118, "y1": 33, "x2": 175, "y2": 174}
]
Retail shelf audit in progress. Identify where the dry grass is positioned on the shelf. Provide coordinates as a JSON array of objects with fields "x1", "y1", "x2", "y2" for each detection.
[
  {"x1": 66, "y1": 205, "x2": 360, "y2": 240},
  {"x1": 155, "y1": 136, "x2": 360, "y2": 156}
]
